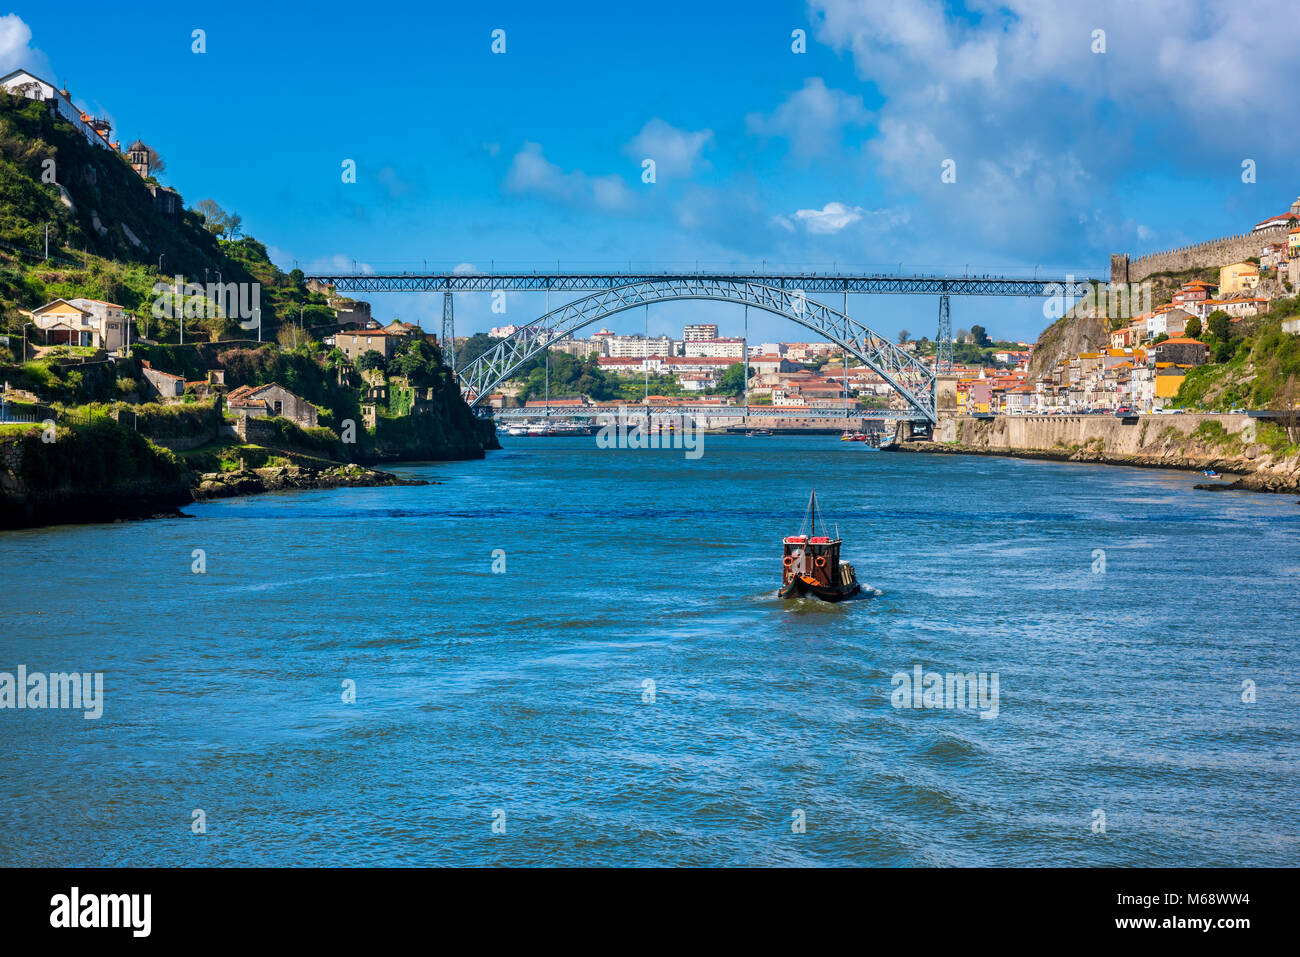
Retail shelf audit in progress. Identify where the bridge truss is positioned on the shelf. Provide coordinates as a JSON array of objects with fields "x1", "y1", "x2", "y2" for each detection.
[
  {"x1": 304, "y1": 269, "x2": 1102, "y2": 426},
  {"x1": 454, "y1": 278, "x2": 939, "y2": 421},
  {"x1": 314, "y1": 271, "x2": 1097, "y2": 298}
]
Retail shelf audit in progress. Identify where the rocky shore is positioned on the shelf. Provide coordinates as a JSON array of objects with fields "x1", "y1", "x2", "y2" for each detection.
[{"x1": 192, "y1": 463, "x2": 429, "y2": 501}]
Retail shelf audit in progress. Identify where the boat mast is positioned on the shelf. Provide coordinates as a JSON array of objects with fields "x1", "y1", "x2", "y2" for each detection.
[{"x1": 810, "y1": 489, "x2": 815, "y2": 537}]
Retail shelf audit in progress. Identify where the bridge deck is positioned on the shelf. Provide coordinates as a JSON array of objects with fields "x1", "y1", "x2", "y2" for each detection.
[{"x1": 310, "y1": 271, "x2": 1099, "y2": 297}]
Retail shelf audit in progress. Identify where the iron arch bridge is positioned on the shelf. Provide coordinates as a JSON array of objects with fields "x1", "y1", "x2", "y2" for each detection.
[{"x1": 456, "y1": 278, "x2": 939, "y2": 421}]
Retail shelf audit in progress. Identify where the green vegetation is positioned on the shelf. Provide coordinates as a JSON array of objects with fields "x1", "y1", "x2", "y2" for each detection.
[
  {"x1": 516, "y1": 353, "x2": 619, "y2": 401},
  {"x1": 0, "y1": 90, "x2": 333, "y2": 345},
  {"x1": 9, "y1": 417, "x2": 187, "y2": 492},
  {"x1": 455, "y1": 332, "x2": 501, "y2": 370},
  {"x1": 1255, "y1": 421, "x2": 1299, "y2": 457},
  {"x1": 1174, "y1": 299, "x2": 1300, "y2": 410},
  {"x1": 0, "y1": 87, "x2": 494, "y2": 505}
]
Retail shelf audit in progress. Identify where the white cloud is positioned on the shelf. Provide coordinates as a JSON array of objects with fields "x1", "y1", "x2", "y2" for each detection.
[
  {"x1": 504, "y1": 142, "x2": 636, "y2": 212},
  {"x1": 808, "y1": 0, "x2": 1300, "y2": 258},
  {"x1": 789, "y1": 202, "x2": 908, "y2": 235},
  {"x1": 0, "y1": 14, "x2": 49, "y2": 76},
  {"x1": 794, "y1": 202, "x2": 864, "y2": 234},
  {"x1": 745, "y1": 78, "x2": 870, "y2": 160},
  {"x1": 624, "y1": 118, "x2": 713, "y2": 177}
]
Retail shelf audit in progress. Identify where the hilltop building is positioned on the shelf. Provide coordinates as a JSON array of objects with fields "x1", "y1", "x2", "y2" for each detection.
[
  {"x1": 0, "y1": 69, "x2": 119, "y2": 151},
  {"x1": 1250, "y1": 197, "x2": 1300, "y2": 233}
]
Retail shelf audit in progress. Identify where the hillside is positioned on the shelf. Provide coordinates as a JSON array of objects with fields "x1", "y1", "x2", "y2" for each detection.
[
  {"x1": 1172, "y1": 299, "x2": 1300, "y2": 410},
  {"x1": 0, "y1": 89, "x2": 329, "y2": 342},
  {"x1": 1029, "y1": 266, "x2": 1222, "y2": 379},
  {"x1": 0, "y1": 87, "x2": 498, "y2": 528}
]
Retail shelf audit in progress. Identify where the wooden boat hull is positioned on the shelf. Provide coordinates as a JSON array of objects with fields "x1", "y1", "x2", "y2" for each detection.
[{"x1": 777, "y1": 574, "x2": 861, "y2": 602}]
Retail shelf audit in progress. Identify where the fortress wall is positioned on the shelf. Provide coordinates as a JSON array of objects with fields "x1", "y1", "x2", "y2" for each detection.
[{"x1": 1111, "y1": 225, "x2": 1288, "y2": 285}]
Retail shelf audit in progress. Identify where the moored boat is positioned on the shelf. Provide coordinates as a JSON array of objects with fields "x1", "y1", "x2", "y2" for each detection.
[{"x1": 777, "y1": 491, "x2": 861, "y2": 602}]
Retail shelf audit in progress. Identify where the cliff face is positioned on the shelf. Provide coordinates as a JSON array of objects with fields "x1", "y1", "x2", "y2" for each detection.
[
  {"x1": 1029, "y1": 311, "x2": 1109, "y2": 380},
  {"x1": 903, "y1": 414, "x2": 1300, "y2": 494},
  {"x1": 0, "y1": 421, "x2": 193, "y2": 528},
  {"x1": 369, "y1": 389, "x2": 500, "y2": 462},
  {"x1": 1028, "y1": 267, "x2": 1220, "y2": 380}
]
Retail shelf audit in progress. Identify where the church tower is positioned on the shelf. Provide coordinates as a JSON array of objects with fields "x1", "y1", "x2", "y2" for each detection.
[{"x1": 127, "y1": 140, "x2": 149, "y2": 178}]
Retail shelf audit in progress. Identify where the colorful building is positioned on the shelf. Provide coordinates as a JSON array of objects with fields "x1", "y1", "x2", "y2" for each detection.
[{"x1": 1218, "y1": 261, "x2": 1260, "y2": 295}]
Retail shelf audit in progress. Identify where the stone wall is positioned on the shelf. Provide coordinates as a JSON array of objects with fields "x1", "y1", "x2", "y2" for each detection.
[
  {"x1": 109, "y1": 401, "x2": 223, "y2": 451},
  {"x1": 935, "y1": 412, "x2": 1254, "y2": 453},
  {"x1": 913, "y1": 413, "x2": 1300, "y2": 493},
  {"x1": 1111, "y1": 225, "x2": 1289, "y2": 285}
]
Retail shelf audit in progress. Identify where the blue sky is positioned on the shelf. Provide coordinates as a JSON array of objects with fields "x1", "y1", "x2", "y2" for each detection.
[{"x1": 3, "y1": 1, "x2": 1297, "y2": 343}]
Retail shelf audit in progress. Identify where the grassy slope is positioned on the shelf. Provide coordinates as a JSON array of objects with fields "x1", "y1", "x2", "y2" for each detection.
[
  {"x1": 1173, "y1": 299, "x2": 1300, "y2": 410},
  {"x1": 0, "y1": 90, "x2": 329, "y2": 342}
]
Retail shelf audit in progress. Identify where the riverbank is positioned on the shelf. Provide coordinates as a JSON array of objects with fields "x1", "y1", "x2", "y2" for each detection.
[
  {"x1": 894, "y1": 413, "x2": 1300, "y2": 495},
  {"x1": 0, "y1": 423, "x2": 435, "y2": 530}
]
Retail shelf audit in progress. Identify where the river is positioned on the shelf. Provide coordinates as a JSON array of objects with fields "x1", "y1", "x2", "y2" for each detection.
[{"x1": 1, "y1": 435, "x2": 1297, "y2": 866}]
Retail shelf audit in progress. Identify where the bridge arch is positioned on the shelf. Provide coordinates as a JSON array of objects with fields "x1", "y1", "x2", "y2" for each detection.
[{"x1": 457, "y1": 278, "x2": 936, "y2": 421}]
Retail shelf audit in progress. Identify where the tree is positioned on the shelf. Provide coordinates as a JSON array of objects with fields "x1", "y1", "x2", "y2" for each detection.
[
  {"x1": 969, "y1": 324, "x2": 992, "y2": 347},
  {"x1": 1184, "y1": 316, "x2": 1202, "y2": 340},
  {"x1": 356, "y1": 350, "x2": 387, "y2": 373},
  {"x1": 1206, "y1": 310, "x2": 1231, "y2": 342},
  {"x1": 390, "y1": 339, "x2": 442, "y2": 383},
  {"x1": 146, "y1": 145, "x2": 166, "y2": 174},
  {"x1": 456, "y1": 333, "x2": 501, "y2": 369},
  {"x1": 955, "y1": 328, "x2": 970, "y2": 343},
  {"x1": 518, "y1": 352, "x2": 616, "y2": 401},
  {"x1": 715, "y1": 361, "x2": 749, "y2": 396},
  {"x1": 897, "y1": 329, "x2": 910, "y2": 344},
  {"x1": 194, "y1": 199, "x2": 241, "y2": 238}
]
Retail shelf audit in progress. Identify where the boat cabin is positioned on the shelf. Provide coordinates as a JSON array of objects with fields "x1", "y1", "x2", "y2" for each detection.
[{"x1": 782, "y1": 534, "x2": 845, "y2": 589}]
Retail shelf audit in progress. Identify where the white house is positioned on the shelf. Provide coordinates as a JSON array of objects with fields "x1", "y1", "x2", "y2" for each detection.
[
  {"x1": 1, "y1": 69, "x2": 117, "y2": 151},
  {"x1": 26, "y1": 298, "x2": 127, "y2": 351}
]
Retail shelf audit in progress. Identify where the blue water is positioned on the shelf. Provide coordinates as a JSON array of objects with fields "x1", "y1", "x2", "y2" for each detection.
[{"x1": 1, "y1": 436, "x2": 1297, "y2": 866}]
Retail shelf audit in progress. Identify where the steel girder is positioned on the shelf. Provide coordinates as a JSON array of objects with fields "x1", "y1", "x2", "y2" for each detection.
[
  {"x1": 441, "y1": 292, "x2": 455, "y2": 373},
  {"x1": 457, "y1": 278, "x2": 939, "y2": 422},
  {"x1": 312, "y1": 272, "x2": 1097, "y2": 298},
  {"x1": 494, "y1": 406, "x2": 921, "y2": 421}
]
